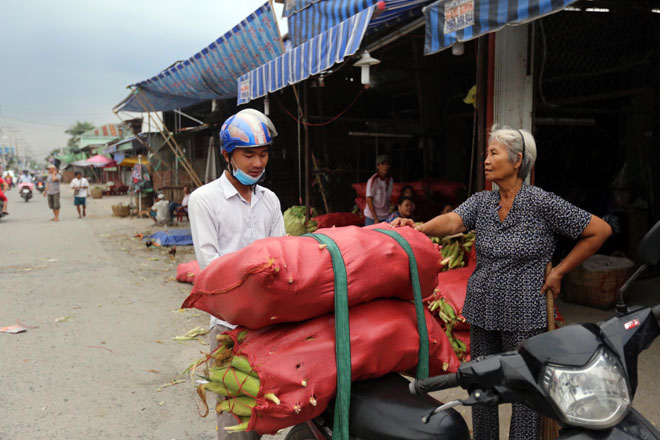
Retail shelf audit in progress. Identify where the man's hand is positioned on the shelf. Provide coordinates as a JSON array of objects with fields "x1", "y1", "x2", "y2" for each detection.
[
  {"x1": 389, "y1": 218, "x2": 415, "y2": 228},
  {"x1": 43, "y1": 192, "x2": 47, "y2": 197},
  {"x1": 541, "y1": 267, "x2": 563, "y2": 300}
]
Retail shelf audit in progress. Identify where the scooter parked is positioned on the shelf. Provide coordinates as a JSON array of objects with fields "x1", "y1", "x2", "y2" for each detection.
[
  {"x1": 285, "y1": 220, "x2": 660, "y2": 440},
  {"x1": 410, "y1": 219, "x2": 660, "y2": 439},
  {"x1": 18, "y1": 182, "x2": 33, "y2": 202}
]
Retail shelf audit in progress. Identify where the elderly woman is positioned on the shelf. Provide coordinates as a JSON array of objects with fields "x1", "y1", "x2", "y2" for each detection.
[{"x1": 392, "y1": 126, "x2": 612, "y2": 440}]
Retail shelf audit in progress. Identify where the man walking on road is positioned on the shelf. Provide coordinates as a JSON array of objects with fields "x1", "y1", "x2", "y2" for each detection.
[
  {"x1": 189, "y1": 109, "x2": 285, "y2": 440},
  {"x1": 44, "y1": 164, "x2": 62, "y2": 221},
  {"x1": 70, "y1": 171, "x2": 89, "y2": 218}
]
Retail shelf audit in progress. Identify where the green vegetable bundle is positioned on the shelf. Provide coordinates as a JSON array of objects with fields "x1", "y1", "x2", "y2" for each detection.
[
  {"x1": 283, "y1": 205, "x2": 318, "y2": 236},
  {"x1": 429, "y1": 231, "x2": 475, "y2": 272}
]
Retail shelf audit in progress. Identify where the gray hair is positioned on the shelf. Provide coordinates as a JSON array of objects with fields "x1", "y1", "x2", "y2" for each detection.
[{"x1": 489, "y1": 125, "x2": 537, "y2": 179}]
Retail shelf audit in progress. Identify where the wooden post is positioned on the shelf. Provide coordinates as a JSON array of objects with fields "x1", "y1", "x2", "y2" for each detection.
[
  {"x1": 541, "y1": 262, "x2": 560, "y2": 439},
  {"x1": 475, "y1": 35, "x2": 489, "y2": 192},
  {"x1": 304, "y1": 80, "x2": 311, "y2": 223}
]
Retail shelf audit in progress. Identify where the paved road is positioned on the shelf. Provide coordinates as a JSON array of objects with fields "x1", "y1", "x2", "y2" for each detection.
[
  {"x1": 1, "y1": 188, "x2": 658, "y2": 439},
  {"x1": 0, "y1": 190, "x2": 253, "y2": 439}
]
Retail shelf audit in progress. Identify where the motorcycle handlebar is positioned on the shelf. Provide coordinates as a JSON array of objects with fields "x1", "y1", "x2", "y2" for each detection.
[{"x1": 409, "y1": 373, "x2": 459, "y2": 396}]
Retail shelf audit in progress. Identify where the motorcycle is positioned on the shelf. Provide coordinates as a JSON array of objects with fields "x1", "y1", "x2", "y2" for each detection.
[
  {"x1": 286, "y1": 220, "x2": 660, "y2": 440},
  {"x1": 36, "y1": 180, "x2": 45, "y2": 193},
  {"x1": 18, "y1": 182, "x2": 33, "y2": 202}
]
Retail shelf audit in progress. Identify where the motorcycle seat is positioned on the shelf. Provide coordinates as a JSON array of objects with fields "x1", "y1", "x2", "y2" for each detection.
[{"x1": 347, "y1": 373, "x2": 470, "y2": 440}]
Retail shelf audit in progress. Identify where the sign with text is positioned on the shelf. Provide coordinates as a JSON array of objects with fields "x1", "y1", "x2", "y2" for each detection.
[{"x1": 444, "y1": 0, "x2": 474, "y2": 35}]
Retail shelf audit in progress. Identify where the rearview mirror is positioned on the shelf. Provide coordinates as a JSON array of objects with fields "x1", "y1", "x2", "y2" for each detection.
[{"x1": 637, "y1": 220, "x2": 660, "y2": 266}]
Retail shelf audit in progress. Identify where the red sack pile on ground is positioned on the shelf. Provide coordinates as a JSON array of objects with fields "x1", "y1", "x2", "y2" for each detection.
[
  {"x1": 200, "y1": 299, "x2": 460, "y2": 434},
  {"x1": 311, "y1": 212, "x2": 363, "y2": 229},
  {"x1": 182, "y1": 226, "x2": 441, "y2": 329},
  {"x1": 176, "y1": 260, "x2": 201, "y2": 284}
]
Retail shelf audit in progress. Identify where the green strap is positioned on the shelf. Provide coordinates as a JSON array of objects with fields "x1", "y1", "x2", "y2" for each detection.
[
  {"x1": 304, "y1": 233, "x2": 351, "y2": 440},
  {"x1": 374, "y1": 228, "x2": 430, "y2": 379}
]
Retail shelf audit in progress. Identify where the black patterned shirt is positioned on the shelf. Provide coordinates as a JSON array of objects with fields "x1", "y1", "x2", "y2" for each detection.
[{"x1": 453, "y1": 183, "x2": 591, "y2": 331}]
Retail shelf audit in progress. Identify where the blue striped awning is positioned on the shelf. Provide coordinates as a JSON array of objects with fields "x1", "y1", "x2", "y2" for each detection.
[
  {"x1": 285, "y1": 0, "x2": 433, "y2": 48},
  {"x1": 114, "y1": 2, "x2": 283, "y2": 112},
  {"x1": 424, "y1": 0, "x2": 577, "y2": 55},
  {"x1": 237, "y1": 5, "x2": 375, "y2": 105}
]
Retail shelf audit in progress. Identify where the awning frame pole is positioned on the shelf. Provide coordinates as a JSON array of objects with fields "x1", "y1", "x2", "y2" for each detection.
[
  {"x1": 133, "y1": 92, "x2": 203, "y2": 188},
  {"x1": 134, "y1": 93, "x2": 199, "y2": 187},
  {"x1": 173, "y1": 109, "x2": 204, "y2": 126},
  {"x1": 304, "y1": 81, "x2": 311, "y2": 223}
]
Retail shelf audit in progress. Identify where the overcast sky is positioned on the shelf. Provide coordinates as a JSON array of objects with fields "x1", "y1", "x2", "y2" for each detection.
[{"x1": 0, "y1": 0, "x2": 286, "y2": 160}]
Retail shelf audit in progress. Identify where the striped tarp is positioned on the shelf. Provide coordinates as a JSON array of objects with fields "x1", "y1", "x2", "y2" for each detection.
[
  {"x1": 424, "y1": 0, "x2": 577, "y2": 55},
  {"x1": 115, "y1": 2, "x2": 283, "y2": 112},
  {"x1": 237, "y1": 5, "x2": 375, "y2": 105},
  {"x1": 285, "y1": 0, "x2": 433, "y2": 48}
]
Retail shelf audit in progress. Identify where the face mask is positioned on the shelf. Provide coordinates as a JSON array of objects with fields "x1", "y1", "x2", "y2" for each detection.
[{"x1": 231, "y1": 158, "x2": 264, "y2": 186}]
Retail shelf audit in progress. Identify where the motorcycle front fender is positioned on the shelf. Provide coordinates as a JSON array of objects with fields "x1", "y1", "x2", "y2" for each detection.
[{"x1": 557, "y1": 408, "x2": 660, "y2": 440}]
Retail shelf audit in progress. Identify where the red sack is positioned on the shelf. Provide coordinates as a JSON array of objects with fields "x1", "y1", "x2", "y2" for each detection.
[
  {"x1": 182, "y1": 226, "x2": 441, "y2": 329},
  {"x1": 176, "y1": 260, "x2": 201, "y2": 284},
  {"x1": 225, "y1": 299, "x2": 460, "y2": 434},
  {"x1": 311, "y1": 212, "x2": 363, "y2": 229},
  {"x1": 433, "y1": 250, "x2": 476, "y2": 326}
]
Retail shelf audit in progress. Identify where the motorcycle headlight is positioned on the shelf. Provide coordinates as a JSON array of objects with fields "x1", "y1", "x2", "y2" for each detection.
[{"x1": 541, "y1": 348, "x2": 630, "y2": 429}]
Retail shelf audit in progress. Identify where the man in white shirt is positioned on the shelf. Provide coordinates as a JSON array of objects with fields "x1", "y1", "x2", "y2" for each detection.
[
  {"x1": 149, "y1": 193, "x2": 169, "y2": 225},
  {"x1": 189, "y1": 109, "x2": 284, "y2": 440},
  {"x1": 70, "y1": 171, "x2": 89, "y2": 218},
  {"x1": 363, "y1": 154, "x2": 393, "y2": 225}
]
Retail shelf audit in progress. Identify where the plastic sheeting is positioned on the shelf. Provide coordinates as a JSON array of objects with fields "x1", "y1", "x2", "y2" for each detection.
[
  {"x1": 115, "y1": 2, "x2": 283, "y2": 112},
  {"x1": 146, "y1": 229, "x2": 193, "y2": 246}
]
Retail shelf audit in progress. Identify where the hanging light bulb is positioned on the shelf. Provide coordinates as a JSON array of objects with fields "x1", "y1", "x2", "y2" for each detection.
[
  {"x1": 264, "y1": 95, "x2": 270, "y2": 116},
  {"x1": 452, "y1": 42, "x2": 465, "y2": 56},
  {"x1": 353, "y1": 50, "x2": 380, "y2": 87}
]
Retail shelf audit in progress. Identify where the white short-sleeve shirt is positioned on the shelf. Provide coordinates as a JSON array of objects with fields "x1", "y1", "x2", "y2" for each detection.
[
  {"x1": 188, "y1": 171, "x2": 285, "y2": 329},
  {"x1": 364, "y1": 173, "x2": 393, "y2": 220}
]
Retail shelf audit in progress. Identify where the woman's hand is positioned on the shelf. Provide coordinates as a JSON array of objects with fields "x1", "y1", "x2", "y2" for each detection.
[
  {"x1": 541, "y1": 267, "x2": 563, "y2": 300},
  {"x1": 389, "y1": 218, "x2": 416, "y2": 228}
]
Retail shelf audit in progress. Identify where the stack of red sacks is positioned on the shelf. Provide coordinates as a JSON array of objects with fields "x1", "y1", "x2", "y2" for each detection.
[
  {"x1": 352, "y1": 178, "x2": 466, "y2": 222},
  {"x1": 182, "y1": 225, "x2": 459, "y2": 434}
]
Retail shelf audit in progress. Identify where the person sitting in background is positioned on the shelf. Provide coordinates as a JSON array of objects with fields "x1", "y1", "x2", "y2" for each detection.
[
  {"x1": 400, "y1": 184, "x2": 414, "y2": 199},
  {"x1": 168, "y1": 185, "x2": 191, "y2": 219},
  {"x1": 385, "y1": 195, "x2": 415, "y2": 223},
  {"x1": 150, "y1": 193, "x2": 170, "y2": 225},
  {"x1": 441, "y1": 203, "x2": 454, "y2": 214}
]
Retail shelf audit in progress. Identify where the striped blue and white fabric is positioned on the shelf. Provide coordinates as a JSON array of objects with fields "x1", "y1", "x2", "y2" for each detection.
[
  {"x1": 285, "y1": 0, "x2": 433, "y2": 48},
  {"x1": 115, "y1": 2, "x2": 283, "y2": 112},
  {"x1": 237, "y1": 5, "x2": 375, "y2": 105},
  {"x1": 424, "y1": 0, "x2": 577, "y2": 55}
]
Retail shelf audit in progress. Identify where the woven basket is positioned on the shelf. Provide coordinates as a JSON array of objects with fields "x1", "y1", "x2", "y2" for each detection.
[
  {"x1": 112, "y1": 204, "x2": 130, "y2": 217},
  {"x1": 90, "y1": 187, "x2": 103, "y2": 199},
  {"x1": 563, "y1": 254, "x2": 634, "y2": 309}
]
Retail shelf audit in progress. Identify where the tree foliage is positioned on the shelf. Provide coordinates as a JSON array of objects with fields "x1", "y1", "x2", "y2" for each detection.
[{"x1": 65, "y1": 121, "x2": 95, "y2": 148}]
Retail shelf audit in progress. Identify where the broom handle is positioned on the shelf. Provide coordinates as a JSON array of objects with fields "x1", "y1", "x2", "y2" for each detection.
[{"x1": 545, "y1": 262, "x2": 556, "y2": 331}]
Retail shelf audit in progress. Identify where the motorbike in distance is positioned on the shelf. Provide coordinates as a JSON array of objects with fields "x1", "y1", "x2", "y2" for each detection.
[
  {"x1": 18, "y1": 182, "x2": 34, "y2": 202},
  {"x1": 285, "y1": 220, "x2": 660, "y2": 440},
  {"x1": 36, "y1": 180, "x2": 45, "y2": 193}
]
